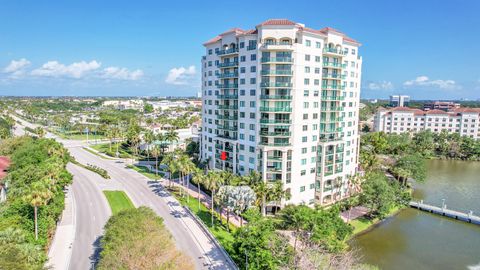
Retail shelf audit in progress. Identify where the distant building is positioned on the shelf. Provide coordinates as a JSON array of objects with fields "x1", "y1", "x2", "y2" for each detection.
[
  {"x1": 102, "y1": 99, "x2": 144, "y2": 110},
  {"x1": 389, "y1": 95, "x2": 410, "y2": 107},
  {"x1": 374, "y1": 107, "x2": 480, "y2": 139},
  {"x1": 423, "y1": 101, "x2": 460, "y2": 112}
]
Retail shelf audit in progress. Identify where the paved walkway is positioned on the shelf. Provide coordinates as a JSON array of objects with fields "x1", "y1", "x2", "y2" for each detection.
[
  {"x1": 340, "y1": 206, "x2": 370, "y2": 222},
  {"x1": 140, "y1": 164, "x2": 246, "y2": 227},
  {"x1": 46, "y1": 186, "x2": 75, "y2": 270}
]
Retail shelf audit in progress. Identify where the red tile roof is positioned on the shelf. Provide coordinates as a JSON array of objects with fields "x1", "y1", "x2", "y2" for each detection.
[
  {"x1": 453, "y1": 108, "x2": 480, "y2": 113},
  {"x1": 0, "y1": 156, "x2": 11, "y2": 180},
  {"x1": 203, "y1": 36, "x2": 222, "y2": 46},
  {"x1": 204, "y1": 19, "x2": 361, "y2": 46},
  {"x1": 219, "y1": 28, "x2": 246, "y2": 36},
  {"x1": 259, "y1": 19, "x2": 296, "y2": 26},
  {"x1": 425, "y1": 109, "x2": 449, "y2": 115}
]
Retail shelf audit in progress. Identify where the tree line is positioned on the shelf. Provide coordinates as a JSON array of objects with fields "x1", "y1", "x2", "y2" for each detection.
[{"x1": 0, "y1": 137, "x2": 72, "y2": 269}]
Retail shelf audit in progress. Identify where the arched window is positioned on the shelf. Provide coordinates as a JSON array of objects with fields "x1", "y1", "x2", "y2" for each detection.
[
  {"x1": 265, "y1": 38, "x2": 276, "y2": 45},
  {"x1": 279, "y1": 37, "x2": 292, "y2": 45}
]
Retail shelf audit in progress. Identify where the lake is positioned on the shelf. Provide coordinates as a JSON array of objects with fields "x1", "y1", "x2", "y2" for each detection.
[{"x1": 352, "y1": 159, "x2": 480, "y2": 270}]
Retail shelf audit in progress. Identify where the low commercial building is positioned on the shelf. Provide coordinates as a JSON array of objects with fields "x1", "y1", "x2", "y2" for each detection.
[
  {"x1": 374, "y1": 107, "x2": 480, "y2": 139},
  {"x1": 423, "y1": 101, "x2": 460, "y2": 112}
]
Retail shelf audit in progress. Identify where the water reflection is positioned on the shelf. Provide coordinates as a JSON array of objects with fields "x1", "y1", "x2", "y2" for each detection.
[{"x1": 352, "y1": 160, "x2": 480, "y2": 270}]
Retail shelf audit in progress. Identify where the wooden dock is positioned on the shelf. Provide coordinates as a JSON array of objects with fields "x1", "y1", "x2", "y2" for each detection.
[{"x1": 409, "y1": 201, "x2": 480, "y2": 225}]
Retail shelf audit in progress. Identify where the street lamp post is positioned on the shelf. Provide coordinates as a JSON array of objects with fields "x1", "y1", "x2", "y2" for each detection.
[{"x1": 245, "y1": 249, "x2": 248, "y2": 270}]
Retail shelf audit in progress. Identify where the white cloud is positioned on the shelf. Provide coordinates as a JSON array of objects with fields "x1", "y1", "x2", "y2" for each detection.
[
  {"x1": 31, "y1": 60, "x2": 101, "y2": 78},
  {"x1": 366, "y1": 81, "x2": 394, "y2": 90},
  {"x1": 3, "y1": 58, "x2": 31, "y2": 77},
  {"x1": 102, "y1": 67, "x2": 144, "y2": 80},
  {"x1": 165, "y1": 65, "x2": 197, "y2": 85},
  {"x1": 403, "y1": 76, "x2": 460, "y2": 90}
]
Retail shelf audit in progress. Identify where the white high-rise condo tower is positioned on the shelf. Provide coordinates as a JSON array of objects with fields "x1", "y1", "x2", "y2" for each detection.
[{"x1": 200, "y1": 19, "x2": 362, "y2": 211}]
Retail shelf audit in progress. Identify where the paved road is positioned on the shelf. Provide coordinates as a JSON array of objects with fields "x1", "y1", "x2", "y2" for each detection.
[
  {"x1": 11, "y1": 114, "x2": 236, "y2": 270},
  {"x1": 69, "y1": 146, "x2": 236, "y2": 270},
  {"x1": 67, "y1": 163, "x2": 111, "y2": 270}
]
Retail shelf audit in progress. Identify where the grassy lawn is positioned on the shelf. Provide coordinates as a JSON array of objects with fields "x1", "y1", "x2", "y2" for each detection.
[
  {"x1": 126, "y1": 164, "x2": 165, "y2": 179},
  {"x1": 82, "y1": 147, "x2": 115, "y2": 160},
  {"x1": 349, "y1": 206, "x2": 402, "y2": 236},
  {"x1": 171, "y1": 187, "x2": 235, "y2": 253},
  {"x1": 91, "y1": 143, "x2": 133, "y2": 158},
  {"x1": 52, "y1": 130, "x2": 106, "y2": 140},
  {"x1": 103, "y1": 190, "x2": 135, "y2": 214}
]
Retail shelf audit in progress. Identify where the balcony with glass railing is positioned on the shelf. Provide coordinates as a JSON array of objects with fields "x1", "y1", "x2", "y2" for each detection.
[
  {"x1": 259, "y1": 141, "x2": 291, "y2": 147},
  {"x1": 217, "y1": 83, "x2": 238, "y2": 89},
  {"x1": 217, "y1": 61, "x2": 239, "y2": 68},
  {"x1": 323, "y1": 73, "x2": 346, "y2": 80},
  {"x1": 259, "y1": 119, "x2": 292, "y2": 124},
  {"x1": 216, "y1": 94, "x2": 238, "y2": 99},
  {"x1": 215, "y1": 144, "x2": 233, "y2": 152},
  {"x1": 260, "y1": 130, "x2": 291, "y2": 137},
  {"x1": 260, "y1": 70, "x2": 293, "y2": 76},
  {"x1": 323, "y1": 48, "x2": 347, "y2": 56},
  {"x1": 321, "y1": 95, "x2": 344, "y2": 101},
  {"x1": 260, "y1": 107, "x2": 292, "y2": 112},
  {"x1": 216, "y1": 72, "x2": 239, "y2": 78},
  {"x1": 217, "y1": 114, "x2": 238, "y2": 120},
  {"x1": 320, "y1": 116, "x2": 344, "y2": 122},
  {"x1": 319, "y1": 133, "x2": 344, "y2": 142},
  {"x1": 261, "y1": 57, "x2": 293, "y2": 63},
  {"x1": 216, "y1": 125, "x2": 238, "y2": 131},
  {"x1": 218, "y1": 105, "x2": 238, "y2": 110},
  {"x1": 260, "y1": 95, "x2": 292, "y2": 100},
  {"x1": 216, "y1": 47, "x2": 239, "y2": 56},
  {"x1": 260, "y1": 82, "x2": 293, "y2": 88},
  {"x1": 322, "y1": 84, "x2": 345, "y2": 90},
  {"x1": 322, "y1": 62, "x2": 347, "y2": 69},
  {"x1": 321, "y1": 127, "x2": 343, "y2": 133},
  {"x1": 217, "y1": 133, "x2": 238, "y2": 140},
  {"x1": 320, "y1": 106, "x2": 344, "y2": 112}
]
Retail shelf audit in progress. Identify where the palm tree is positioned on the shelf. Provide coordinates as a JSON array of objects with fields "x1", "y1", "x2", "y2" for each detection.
[
  {"x1": 164, "y1": 130, "x2": 179, "y2": 152},
  {"x1": 156, "y1": 133, "x2": 167, "y2": 154},
  {"x1": 181, "y1": 156, "x2": 196, "y2": 203},
  {"x1": 34, "y1": 127, "x2": 45, "y2": 138},
  {"x1": 203, "y1": 171, "x2": 224, "y2": 227},
  {"x1": 143, "y1": 130, "x2": 155, "y2": 160},
  {"x1": 22, "y1": 180, "x2": 53, "y2": 240},
  {"x1": 151, "y1": 145, "x2": 161, "y2": 177},
  {"x1": 246, "y1": 171, "x2": 268, "y2": 216},
  {"x1": 162, "y1": 153, "x2": 178, "y2": 188},
  {"x1": 192, "y1": 168, "x2": 206, "y2": 210}
]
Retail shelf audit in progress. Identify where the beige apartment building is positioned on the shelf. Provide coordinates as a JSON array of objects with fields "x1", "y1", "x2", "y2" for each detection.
[
  {"x1": 200, "y1": 19, "x2": 362, "y2": 209},
  {"x1": 374, "y1": 107, "x2": 480, "y2": 139}
]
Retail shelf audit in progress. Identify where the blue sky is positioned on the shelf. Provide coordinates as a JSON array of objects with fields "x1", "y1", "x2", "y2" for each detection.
[{"x1": 1, "y1": 0, "x2": 479, "y2": 99}]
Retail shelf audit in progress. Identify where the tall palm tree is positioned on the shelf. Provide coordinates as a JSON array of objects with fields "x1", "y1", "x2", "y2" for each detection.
[
  {"x1": 143, "y1": 130, "x2": 155, "y2": 160},
  {"x1": 151, "y1": 145, "x2": 161, "y2": 177},
  {"x1": 162, "y1": 153, "x2": 178, "y2": 188},
  {"x1": 164, "y1": 130, "x2": 179, "y2": 152},
  {"x1": 22, "y1": 180, "x2": 53, "y2": 240},
  {"x1": 192, "y1": 168, "x2": 206, "y2": 210},
  {"x1": 156, "y1": 133, "x2": 167, "y2": 154},
  {"x1": 182, "y1": 156, "x2": 196, "y2": 203},
  {"x1": 203, "y1": 171, "x2": 224, "y2": 227}
]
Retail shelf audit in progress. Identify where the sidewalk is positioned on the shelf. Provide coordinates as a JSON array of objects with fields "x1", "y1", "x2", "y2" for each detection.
[
  {"x1": 140, "y1": 164, "x2": 246, "y2": 227},
  {"x1": 340, "y1": 206, "x2": 369, "y2": 222},
  {"x1": 47, "y1": 186, "x2": 76, "y2": 270}
]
